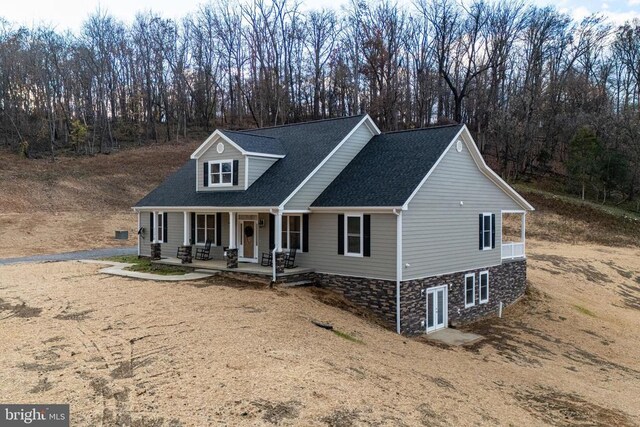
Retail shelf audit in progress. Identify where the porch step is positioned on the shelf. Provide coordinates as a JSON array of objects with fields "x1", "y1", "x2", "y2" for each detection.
[{"x1": 279, "y1": 280, "x2": 315, "y2": 288}]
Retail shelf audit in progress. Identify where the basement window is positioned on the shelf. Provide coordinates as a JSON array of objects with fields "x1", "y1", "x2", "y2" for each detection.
[{"x1": 465, "y1": 273, "x2": 475, "y2": 308}]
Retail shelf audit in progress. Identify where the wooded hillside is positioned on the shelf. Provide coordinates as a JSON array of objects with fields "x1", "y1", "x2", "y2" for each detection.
[{"x1": 0, "y1": 0, "x2": 638, "y2": 204}]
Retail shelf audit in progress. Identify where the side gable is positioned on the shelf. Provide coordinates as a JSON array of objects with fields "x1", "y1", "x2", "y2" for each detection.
[
  {"x1": 282, "y1": 115, "x2": 380, "y2": 210},
  {"x1": 402, "y1": 126, "x2": 534, "y2": 211},
  {"x1": 402, "y1": 128, "x2": 528, "y2": 280}
]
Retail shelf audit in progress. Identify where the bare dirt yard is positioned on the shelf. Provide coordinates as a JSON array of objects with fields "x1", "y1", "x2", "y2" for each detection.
[{"x1": 0, "y1": 239, "x2": 638, "y2": 426}]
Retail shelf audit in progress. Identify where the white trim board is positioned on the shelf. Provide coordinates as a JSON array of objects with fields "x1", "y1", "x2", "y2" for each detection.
[
  {"x1": 402, "y1": 125, "x2": 534, "y2": 212},
  {"x1": 278, "y1": 115, "x2": 380, "y2": 209},
  {"x1": 190, "y1": 131, "x2": 285, "y2": 160}
]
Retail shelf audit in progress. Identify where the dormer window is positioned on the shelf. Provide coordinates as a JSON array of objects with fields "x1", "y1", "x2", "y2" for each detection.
[{"x1": 209, "y1": 160, "x2": 233, "y2": 187}]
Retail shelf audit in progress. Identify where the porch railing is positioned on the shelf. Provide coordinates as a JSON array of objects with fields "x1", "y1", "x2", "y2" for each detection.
[{"x1": 502, "y1": 242, "x2": 525, "y2": 260}]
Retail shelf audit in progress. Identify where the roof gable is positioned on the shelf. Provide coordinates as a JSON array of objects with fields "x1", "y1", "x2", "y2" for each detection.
[{"x1": 135, "y1": 115, "x2": 369, "y2": 208}]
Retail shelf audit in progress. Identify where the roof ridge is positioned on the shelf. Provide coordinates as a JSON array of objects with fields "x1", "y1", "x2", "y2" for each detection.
[
  {"x1": 221, "y1": 129, "x2": 278, "y2": 140},
  {"x1": 382, "y1": 124, "x2": 463, "y2": 135},
  {"x1": 238, "y1": 114, "x2": 366, "y2": 132}
]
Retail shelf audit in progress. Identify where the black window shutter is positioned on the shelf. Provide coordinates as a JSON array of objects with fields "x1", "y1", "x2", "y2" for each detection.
[
  {"x1": 150, "y1": 212, "x2": 154, "y2": 242},
  {"x1": 203, "y1": 162, "x2": 209, "y2": 187},
  {"x1": 269, "y1": 214, "x2": 275, "y2": 250},
  {"x1": 232, "y1": 160, "x2": 239, "y2": 185},
  {"x1": 479, "y1": 214, "x2": 483, "y2": 250},
  {"x1": 163, "y1": 213, "x2": 168, "y2": 243},
  {"x1": 337, "y1": 214, "x2": 344, "y2": 255},
  {"x1": 302, "y1": 214, "x2": 309, "y2": 253},
  {"x1": 363, "y1": 214, "x2": 371, "y2": 257},
  {"x1": 190, "y1": 212, "x2": 196, "y2": 244},
  {"x1": 216, "y1": 212, "x2": 222, "y2": 246},
  {"x1": 491, "y1": 214, "x2": 496, "y2": 249}
]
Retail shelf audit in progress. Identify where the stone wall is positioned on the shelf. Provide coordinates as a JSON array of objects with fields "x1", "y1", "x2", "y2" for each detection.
[
  {"x1": 315, "y1": 259, "x2": 527, "y2": 335},
  {"x1": 314, "y1": 273, "x2": 397, "y2": 327},
  {"x1": 400, "y1": 259, "x2": 527, "y2": 334}
]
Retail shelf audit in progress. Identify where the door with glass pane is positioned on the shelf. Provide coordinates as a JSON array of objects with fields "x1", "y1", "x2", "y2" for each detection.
[{"x1": 426, "y1": 286, "x2": 448, "y2": 333}]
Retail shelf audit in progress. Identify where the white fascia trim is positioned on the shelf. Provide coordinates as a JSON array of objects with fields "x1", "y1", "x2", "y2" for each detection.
[
  {"x1": 243, "y1": 152, "x2": 285, "y2": 159},
  {"x1": 282, "y1": 209, "x2": 311, "y2": 214},
  {"x1": 278, "y1": 115, "x2": 380, "y2": 210},
  {"x1": 402, "y1": 126, "x2": 465, "y2": 210},
  {"x1": 502, "y1": 209, "x2": 526, "y2": 214},
  {"x1": 191, "y1": 130, "x2": 285, "y2": 160},
  {"x1": 133, "y1": 206, "x2": 277, "y2": 213},
  {"x1": 402, "y1": 262, "x2": 503, "y2": 282},
  {"x1": 401, "y1": 125, "x2": 535, "y2": 212},
  {"x1": 310, "y1": 206, "x2": 402, "y2": 213},
  {"x1": 459, "y1": 126, "x2": 535, "y2": 211}
]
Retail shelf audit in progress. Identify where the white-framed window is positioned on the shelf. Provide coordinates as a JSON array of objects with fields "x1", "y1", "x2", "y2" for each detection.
[
  {"x1": 481, "y1": 213, "x2": 492, "y2": 250},
  {"x1": 156, "y1": 212, "x2": 164, "y2": 243},
  {"x1": 345, "y1": 214, "x2": 363, "y2": 257},
  {"x1": 464, "y1": 273, "x2": 475, "y2": 308},
  {"x1": 479, "y1": 271, "x2": 489, "y2": 304},
  {"x1": 208, "y1": 160, "x2": 233, "y2": 187},
  {"x1": 282, "y1": 215, "x2": 302, "y2": 250},
  {"x1": 196, "y1": 213, "x2": 216, "y2": 244}
]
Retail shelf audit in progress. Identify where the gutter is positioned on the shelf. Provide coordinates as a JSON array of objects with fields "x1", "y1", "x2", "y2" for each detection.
[{"x1": 393, "y1": 208, "x2": 402, "y2": 334}]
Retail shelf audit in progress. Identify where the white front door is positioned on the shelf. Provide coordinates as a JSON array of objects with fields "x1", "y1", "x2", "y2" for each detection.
[
  {"x1": 426, "y1": 285, "x2": 448, "y2": 333},
  {"x1": 238, "y1": 219, "x2": 258, "y2": 262}
]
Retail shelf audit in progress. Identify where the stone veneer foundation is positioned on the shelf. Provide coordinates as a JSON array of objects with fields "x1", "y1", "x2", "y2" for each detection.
[{"x1": 315, "y1": 259, "x2": 527, "y2": 335}]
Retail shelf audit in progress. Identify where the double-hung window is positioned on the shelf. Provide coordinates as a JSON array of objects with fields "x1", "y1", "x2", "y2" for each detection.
[
  {"x1": 479, "y1": 271, "x2": 489, "y2": 304},
  {"x1": 464, "y1": 273, "x2": 475, "y2": 308},
  {"x1": 480, "y1": 213, "x2": 493, "y2": 250},
  {"x1": 209, "y1": 160, "x2": 233, "y2": 186},
  {"x1": 345, "y1": 214, "x2": 363, "y2": 256},
  {"x1": 196, "y1": 214, "x2": 216, "y2": 244},
  {"x1": 282, "y1": 215, "x2": 302, "y2": 250},
  {"x1": 150, "y1": 212, "x2": 167, "y2": 243}
]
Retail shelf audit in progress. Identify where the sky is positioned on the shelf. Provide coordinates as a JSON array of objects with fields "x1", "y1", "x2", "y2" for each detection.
[{"x1": 0, "y1": 0, "x2": 638, "y2": 33}]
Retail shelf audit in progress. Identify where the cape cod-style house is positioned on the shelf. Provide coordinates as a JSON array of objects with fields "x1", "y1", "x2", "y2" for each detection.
[{"x1": 134, "y1": 114, "x2": 534, "y2": 335}]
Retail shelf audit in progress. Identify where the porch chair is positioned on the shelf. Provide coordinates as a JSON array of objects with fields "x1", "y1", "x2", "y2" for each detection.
[
  {"x1": 195, "y1": 240, "x2": 212, "y2": 261},
  {"x1": 261, "y1": 252, "x2": 272, "y2": 266},
  {"x1": 284, "y1": 248, "x2": 297, "y2": 269}
]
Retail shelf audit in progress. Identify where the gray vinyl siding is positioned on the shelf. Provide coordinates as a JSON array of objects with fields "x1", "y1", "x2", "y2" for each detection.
[
  {"x1": 247, "y1": 157, "x2": 278, "y2": 188},
  {"x1": 296, "y1": 213, "x2": 396, "y2": 280},
  {"x1": 138, "y1": 211, "x2": 184, "y2": 258},
  {"x1": 197, "y1": 141, "x2": 245, "y2": 191},
  {"x1": 284, "y1": 122, "x2": 375, "y2": 210},
  {"x1": 402, "y1": 135, "x2": 523, "y2": 280},
  {"x1": 258, "y1": 213, "x2": 271, "y2": 256}
]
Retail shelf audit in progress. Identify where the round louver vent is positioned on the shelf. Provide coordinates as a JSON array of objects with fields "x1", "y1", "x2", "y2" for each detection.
[
  {"x1": 216, "y1": 142, "x2": 225, "y2": 154},
  {"x1": 456, "y1": 139, "x2": 463, "y2": 152}
]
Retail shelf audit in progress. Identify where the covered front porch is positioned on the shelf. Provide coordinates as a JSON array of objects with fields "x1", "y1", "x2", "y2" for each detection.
[
  {"x1": 154, "y1": 257, "x2": 313, "y2": 278},
  {"x1": 139, "y1": 208, "x2": 306, "y2": 280}
]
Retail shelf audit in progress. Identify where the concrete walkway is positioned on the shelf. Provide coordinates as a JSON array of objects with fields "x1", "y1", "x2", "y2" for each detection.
[
  {"x1": 80, "y1": 260, "x2": 219, "y2": 282},
  {"x1": 0, "y1": 246, "x2": 137, "y2": 266},
  {"x1": 426, "y1": 328, "x2": 483, "y2": 346}
]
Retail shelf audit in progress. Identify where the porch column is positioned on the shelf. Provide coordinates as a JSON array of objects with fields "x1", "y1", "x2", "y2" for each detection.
[
  {"x1": 153, "y1": 211, "x2": 159, "y2": 243},
  {"x1": 275, "y1": 211, "x2": 283, "y2": 251},
  {"x1": 183, "y1": 211, "x2": 189, "y2": 245},
  {"x1": 521, "y1": 212, "x2": 526, "y2": 256},
  {"x1": 229, "y1": 212, "x2": 236, "y2": 248},
  {"x1": 227, "y1": 211, "x2": 238, "y2": 268}
]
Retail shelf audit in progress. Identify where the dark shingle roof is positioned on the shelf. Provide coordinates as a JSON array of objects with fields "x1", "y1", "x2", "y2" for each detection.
[
  {"x1": 219, "y1": 130, "x2": 286, "y2": 156},
  {"x1": 134, "y1": 115, "x2": 366, "y2": 207},
  {"x1": 312, "y1": 124, "x2": 463, "y2": 207}
]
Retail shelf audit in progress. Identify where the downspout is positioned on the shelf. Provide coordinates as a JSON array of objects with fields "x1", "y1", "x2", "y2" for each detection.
[
  {"x1": 270, "y1": 208, "x2": 277, "y2": 283},
  {"x1": 393, "y1": 208, "x2": 402, "y2": 334}
]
